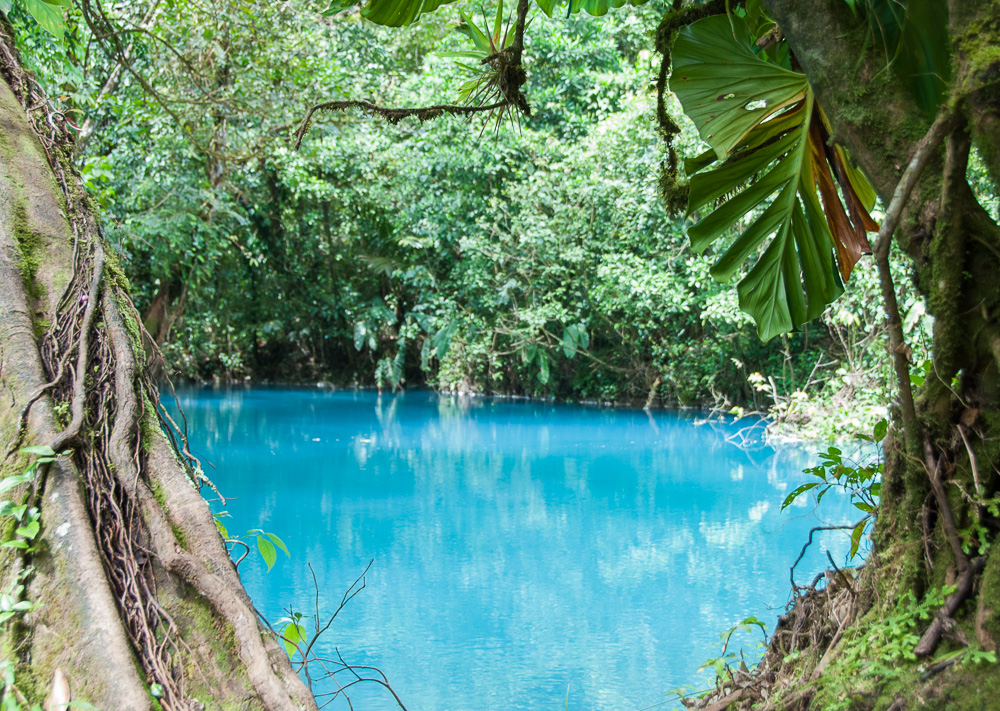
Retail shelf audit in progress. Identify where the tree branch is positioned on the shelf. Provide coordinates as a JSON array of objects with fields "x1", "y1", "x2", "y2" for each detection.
[
  {"x1": 871, "y1": 109, "x2": 958, "y2": 438},
  {"x1": 295, "y1": 0, "x2": 532, "y2": 148}
]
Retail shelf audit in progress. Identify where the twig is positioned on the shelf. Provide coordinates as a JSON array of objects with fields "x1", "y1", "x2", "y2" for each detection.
[
  {"x1": 298, "y1": 560, "x2": 373, "y2": 665},
  {"x1": 789, "y1": 522, "x2": 863, "y2": 591},
  {"x1": 957, "y1": 425, "x2": 982, "y2": 497},
  {"x1": 227, "y1": 539, "x2": 250, "y2": 569}
]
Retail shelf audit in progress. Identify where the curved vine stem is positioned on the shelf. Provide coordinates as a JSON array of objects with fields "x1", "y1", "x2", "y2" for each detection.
[{"x1": 295, "y1": 0, "x2": 531, "y2": 148}]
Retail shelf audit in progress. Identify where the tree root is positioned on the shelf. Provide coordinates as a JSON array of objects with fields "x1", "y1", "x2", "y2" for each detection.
[{"x1": 914, "y1": 556, "x2": 987, "y2": 657}]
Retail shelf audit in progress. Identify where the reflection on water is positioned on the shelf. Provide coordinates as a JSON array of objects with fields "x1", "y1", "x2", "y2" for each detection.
[{"x1": 177, "y1": 388, "x2": 854, "y2": 711}]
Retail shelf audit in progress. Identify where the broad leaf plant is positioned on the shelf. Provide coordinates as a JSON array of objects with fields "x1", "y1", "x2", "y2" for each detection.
[{"x1": 671, "y1": 13, "x2": 879, "y2": 341}]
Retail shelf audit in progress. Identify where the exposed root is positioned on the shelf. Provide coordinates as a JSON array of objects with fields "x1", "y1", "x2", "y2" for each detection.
[{"x1": 685, "y1": 568, "x2": 870, "y2": 711}]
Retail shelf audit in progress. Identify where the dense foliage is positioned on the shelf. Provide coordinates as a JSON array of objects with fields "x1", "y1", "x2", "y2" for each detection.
[{"x1": 7, "y1": 0, "x2": 974, "y2": 438}]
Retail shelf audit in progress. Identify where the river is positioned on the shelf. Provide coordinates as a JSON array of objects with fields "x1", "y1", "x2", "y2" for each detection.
[{"x1": 175, "y1": 388, "x2": 855, "y2": 711}]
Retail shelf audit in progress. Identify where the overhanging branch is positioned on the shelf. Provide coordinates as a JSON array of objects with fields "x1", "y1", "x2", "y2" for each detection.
[{"x1": 294, "y1": 0, "x2": 531, "y2": 148}]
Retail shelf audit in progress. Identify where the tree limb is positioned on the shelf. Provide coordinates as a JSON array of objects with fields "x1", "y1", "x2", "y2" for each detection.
[{"x1": 871, "y1": 109, "x2": 958, "y2": 438}]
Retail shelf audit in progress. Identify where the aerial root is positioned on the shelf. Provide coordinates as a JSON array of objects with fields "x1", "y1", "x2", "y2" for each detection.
[{"x1": 683, "y1": 568, "x2": 867, "y2": 711}]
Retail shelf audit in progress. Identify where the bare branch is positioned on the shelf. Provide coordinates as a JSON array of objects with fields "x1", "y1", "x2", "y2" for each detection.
[{"x1": 871, "y1": 109, "x2": 959, "y2": 438}]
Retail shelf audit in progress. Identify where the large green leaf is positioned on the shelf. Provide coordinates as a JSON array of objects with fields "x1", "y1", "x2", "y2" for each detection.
[
  {"x1": 567, "y1": 0, "x2": 646, "y2": 18},
  {"x1": 671, "y1": 15, "x2": 808, "y2": 160},
  {"x1": 362, "y1": 0, "x2": 455, "y2": 27},
  {"x1": 858, "y1": 0, "x2": 951, "y2": 115},
  {"x1": 21, "y1": 0, "x2": 67, "y2": 41},
  {"x1": 672, "y1": 15, "x2": 877, "y2": 341}
]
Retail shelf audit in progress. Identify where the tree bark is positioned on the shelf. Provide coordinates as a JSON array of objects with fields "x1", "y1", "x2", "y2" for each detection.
[{"x1": 0, "y1": 24, "x2": 316, "y2": 711}]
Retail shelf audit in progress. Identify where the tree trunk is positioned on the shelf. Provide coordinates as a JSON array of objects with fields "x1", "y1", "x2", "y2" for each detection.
[
  {"x1": 143, "y1": 273, "x2": 187, "y2": 348},
  {"x1": 762, "y1": 0, "x2": 1000, "y2": 608},
  {"x1": 656, "y1": 1, "x2": 1000, "y2": 706},
  {"x1": 0, "y1": 24, "x2": 316, "y2": 711}
]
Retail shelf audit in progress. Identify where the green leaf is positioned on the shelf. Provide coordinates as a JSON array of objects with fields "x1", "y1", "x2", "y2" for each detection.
[
  {"x1": 432, "y1": 319, "x2": 459, "y2": 359},
  {"x1": 214, "y1": 517, "x2": 229, "y2": 540},
  {"x1": 781, "y1": 481, "x2": 819, "y2": 510},
  {"x1": 567, "y1": 0, "x2": 646, "y2": 18},
  {"x1": 0, "y1": 473, "x2": 33, "y2": 496},
  {"x1": 357, "y1": 0, "x2": 639, "y2": 27},
  {"x1": 281, "y1": 620, "x2": 308, "y2": 658},
  {"x1": 322, "y1": 0, "x2": 362, "y2": 16},
  {"x1": 873, "y1": 419, "x2": 888, "y2": 443},
  {"x1": 360, "y1": 0, "x2": 457, "y2": 26},
  {"x1": 671, "y1": 16, "x2": 808, "y2": 160},
  {"x1": 353, "y1": 322, "x2": 367, "y2": 352},
  {"x1": 850, "y1": 519, "x2": 867, "y2": 559},
  {"x1": 491, "y1": 0, "x2": 503, "y2": 48},
  {"x1": 256, "y1": 535, "x2": 277, "y2": 571},
  {"x1": 537, "y1": 350, "x2": 550, "y2": 385},
  {"x1": 21, "y1": 0, "x2": 66, "y2": 41},
  {"x1": 19, "y1": 445, "x2": 55, "y2": 457},
  {"x1": 15, "y1": 521, "x2": 40, "y2": 539},
  {"x1": 458, "y1": 10, "x2": 492, "y2": 53},
  {"x1": 265, "y1": 532, "x2": 290, "y2": 557},
  {"x1": 864, "y1": 0, "x2": 951, "y2": 115},
  {"x1": 672, "y1": 15, "x2": 879, "y2": 341}
]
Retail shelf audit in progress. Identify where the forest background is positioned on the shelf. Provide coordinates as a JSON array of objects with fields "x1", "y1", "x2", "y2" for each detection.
[{"x1": 7, "y1": 0, "x2": 997, "y2": 440}]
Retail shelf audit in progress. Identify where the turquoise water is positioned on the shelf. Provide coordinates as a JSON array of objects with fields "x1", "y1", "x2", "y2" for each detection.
[{"x1": 176, "y1": 388, "x2": 854, "y2": 711}]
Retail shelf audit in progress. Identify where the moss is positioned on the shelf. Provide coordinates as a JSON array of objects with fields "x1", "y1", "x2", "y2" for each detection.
[
  {"x1": 150, "y1": 478, "x2": 169, "y2": 511},
  {"x1": 140, "y1": 395, "x2": 161, "y2": 455},
  {"x1": 979, "y1": 544, "x2": 1000, "y2": 647},
  {"x1": 12, "y1": 202, "x2": 44, "y2": 301},
  {"x1": 653, "y1": 0, "x2": 725, "y2": 214},
  {"x1": 114, "y1": 291, "x2": 146, "y2": 359},
  {"x1": 103, "y1": 248, "x2": 133, "y2": 294},
  {"x1": 171, "y1": 522, "x2": 187, "y2": 550},
  {"x1": 169, "y1": 592, "x2": 260, "y2": 711}
]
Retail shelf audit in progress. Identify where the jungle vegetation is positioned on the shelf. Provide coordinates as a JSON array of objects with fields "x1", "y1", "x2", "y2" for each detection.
[
  {"x1": 0, "y1": 0, "x2": 998, "y2": 709},
  {"x1": 6, "y1": 0, "x2": 946, "y2": 439}
]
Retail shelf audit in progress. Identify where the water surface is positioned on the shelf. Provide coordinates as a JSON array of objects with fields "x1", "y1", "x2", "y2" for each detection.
[{"x1": 176, "y1": 388, "x2": 854, "y2": 711}]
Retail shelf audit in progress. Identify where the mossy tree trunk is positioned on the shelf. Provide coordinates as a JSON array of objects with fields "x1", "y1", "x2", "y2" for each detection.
[
  {"x1": 723, "y1": 0, "x2": 1000, "y2": 704},
  {"x1": 0, "y1": 24, "x2": 316, "y2": 711},
  {"x1": 760, "y1": 0, "x2": 1000, "y2": 634}
]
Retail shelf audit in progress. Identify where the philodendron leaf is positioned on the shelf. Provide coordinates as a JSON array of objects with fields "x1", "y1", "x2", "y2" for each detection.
[
  {"x1": 671, "y1": 15, "x2": 808, "y2": 160},
  {"x1": 671, "y1": 15, "x2": 878, "y2": 341},
  {"x1": 358, "y1": 0, "x2": 456, "y2": 27},
  {"x1": 567, "y1": 0, "x2": 647, "y2": 17}
]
